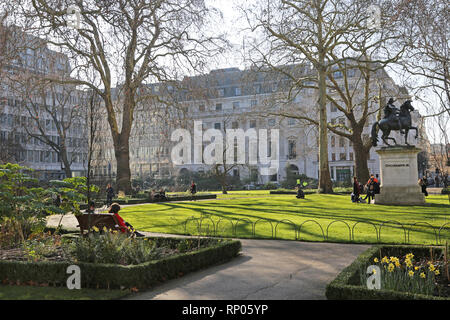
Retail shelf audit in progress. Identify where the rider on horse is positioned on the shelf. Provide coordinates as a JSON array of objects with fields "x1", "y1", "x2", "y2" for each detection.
[{"x1": 383, "y1": 98, "x2": 404, "y2": 134}]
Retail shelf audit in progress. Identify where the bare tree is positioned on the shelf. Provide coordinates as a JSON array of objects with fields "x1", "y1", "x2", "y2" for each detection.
[
  {"x1": 241, "y1": 0, "x2": 407, "y2": 186},
  {"x1": 12, "y1": 68, "x2": 85, "y2": 178},
  {"x1": 21, "y1": 0, "x2": 227, "y2": 193}
]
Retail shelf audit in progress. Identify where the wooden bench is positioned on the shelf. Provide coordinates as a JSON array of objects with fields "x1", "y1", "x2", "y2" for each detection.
[{"x1": 75, "y1": 213, "x2": 131, "y2": 235}]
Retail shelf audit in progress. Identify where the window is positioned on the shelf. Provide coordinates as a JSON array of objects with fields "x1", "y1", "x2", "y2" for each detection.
[
  {"x1": 199, "y1": 105, "x2": 205, "y2": 112},
  {"x1": 251, "y1": 100, "x2": 257, "y2": 107},
  {"x1": 232, "y1": 121, "x2": 239, "y2": 129},
  {"x1": 349, "y1": 152, "x2": 354, "y2": 161},
  {"x1": 288, "y1": 118, "x2": 296, "y2": 126},
  {"x1": 330, "y1": 104, "x2": 338, "y2": 112},
  {"x1": 232, "y1": 101, "x2": 240, "y2": 110},
  {"x1": 288, "y1": 140, "x2": 296, "y2": 159},
  {"x1": 250, "y1": 120, "x2": 257, "y2": 128},
  {"x1": 340, "y1": 153, "x2": 346, "y2": 161},
  {"x1": 339, "y1": 137, "x2": 345, "y2": 148},
  {"x1": 214, "y1": 123, "x2": 221, "y2": 130},
  {"x1": 233, "y1": 169, "x2": 239, "y2": 177},
  {"x1": 215, "y1": 103, "x2": 222, "y2": 111},
  {"x1": 235, "y1": 87, "x2": 241, "y2": 96},
  {"x1": 254, "y1": 85, "x2": 261, "y2": 94},
  {"x1": 218, "y1": 88, "x2": 225, "y2": 97},
  {"x1": 268, "y1": 119, "x2": 275, "y2": 126},
  {"x1": 333, "y1": 71, "x2": 343, "y2": 79},
  {"x1": 332, "y1": 153, "x2": 336, "y2": 161},
  {"x1": 331, "y1": 136, "x2": 335, "y2": 147}
]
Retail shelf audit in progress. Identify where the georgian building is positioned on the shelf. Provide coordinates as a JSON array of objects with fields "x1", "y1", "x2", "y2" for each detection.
[{"x1": 97, "y1": 64, "x2": 428, "y2": 185}]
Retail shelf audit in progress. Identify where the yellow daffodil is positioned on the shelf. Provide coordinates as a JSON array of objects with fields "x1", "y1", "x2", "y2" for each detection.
[
  {"x1": 429, "y1": 264, "x2": 435, "y2": 272},
  {"x1": 92, "y1": 226, "x2": 99, "y2": 232},
  {"x1": 395, "y1": 261, "x2": 401, "y2": 268},
  {"x1": 420, "y1": 272, "x2": 426, "y2": 279},
  {"x1": 405, "y1": 260, "x2": 413, "y2": 268},
  {"x1": 374, "y1": 258, "x2": 379, "y2": 263},
  {"x1": 414, "y1": 266, "x2": 419, "y2": 271},
  {"x1": 434, "y1": 270, "x2": 440, "y2": 276},
  {"x1": 372, "y1": 268, "x2": 377, "y2": 274},
  {"x1": 408, "y1": 270, "x2": 414, "y2": 277},
  {"x1": 381, "y1": 256, "x2": 389, "y2": 264},
  {"x1": 388, "y1": 263, "x2": 395, "y2": 272},
  {"x1": 406, "y1": 253, "x2": 414, "y2": 260}
]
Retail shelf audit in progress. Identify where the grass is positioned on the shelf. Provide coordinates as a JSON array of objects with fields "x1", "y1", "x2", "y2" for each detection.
[
  {"x1": 120, "y1": 192, "x2": 450, "y2": 245},
  {"x1": 0, "y1": 285, "x2": 131, "y2": 300}
]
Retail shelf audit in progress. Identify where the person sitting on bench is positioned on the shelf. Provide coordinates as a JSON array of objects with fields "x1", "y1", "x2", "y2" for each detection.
[{"x1": 109, "y1": 203, "x2": 144, "y2": 237}]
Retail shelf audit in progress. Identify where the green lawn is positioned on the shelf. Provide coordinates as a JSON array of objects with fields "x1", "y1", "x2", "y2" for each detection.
[
  {"x1": 0, "y1": 285, "x2": 131, "y2": 300},
  {"x1": 120, "y1": 192, "x2": 450, "y2": 245}
]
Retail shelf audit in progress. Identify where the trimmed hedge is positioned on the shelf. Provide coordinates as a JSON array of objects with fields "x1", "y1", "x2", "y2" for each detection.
[
  {"x1": 270, "y1": 189, "x2": 317, "y2": 195},
  {"x1": 326, "y1": 245, "x2": 449, "y2": 300},
  {"x1": 0, "y1": 237, "x2": 241, "y2": 290},
  {"x1": 80, "y1": 194, "x2": 217, "y2": 209}
]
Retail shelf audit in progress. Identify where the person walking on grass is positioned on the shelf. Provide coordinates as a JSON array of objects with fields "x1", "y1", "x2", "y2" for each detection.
[{"x1": 363, "y1": 174, "x2": 378, "y2": 204}]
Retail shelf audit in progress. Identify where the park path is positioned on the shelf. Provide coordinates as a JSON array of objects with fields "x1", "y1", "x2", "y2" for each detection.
[{"x1": 127, "y1": 239, "x2": 370, "y2": 300}]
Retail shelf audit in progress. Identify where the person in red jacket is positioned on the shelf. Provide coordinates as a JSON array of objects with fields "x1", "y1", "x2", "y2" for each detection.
[{"x1": 109, "y1": 203, "x2": 144, "y2": 237}]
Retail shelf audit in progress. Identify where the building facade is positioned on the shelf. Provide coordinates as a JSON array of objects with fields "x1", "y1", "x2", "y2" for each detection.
[{"x1": 0, "y1": 28, "x2": 88, "y2": 180}]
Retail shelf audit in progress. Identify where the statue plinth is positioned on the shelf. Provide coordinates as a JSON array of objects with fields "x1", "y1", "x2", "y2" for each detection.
[{"x1": 374, "y1": 146, "x2": 425, "y2": 205}]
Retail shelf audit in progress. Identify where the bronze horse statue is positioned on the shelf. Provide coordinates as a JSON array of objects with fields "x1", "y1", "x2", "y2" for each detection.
[{"x1": 371, "y1": 100, "x2": 419, "y2": 146}]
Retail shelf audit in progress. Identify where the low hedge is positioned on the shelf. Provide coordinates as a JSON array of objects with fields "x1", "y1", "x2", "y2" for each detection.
[
  {"x1": 442, "y1": 187, "x2": 450, "y2": 195},
  {"x1": 0, "y1": 237, "x2": 241, "y2": 290},
  {"x1": 80, "y1": 194, "x2": 217, "y2": 208},
  {"x1": 270, "y1": 189, "x2": 317, "y2": 195},
  {"x1": 326, "y1": 245, "x2": 449, "y2": 300}
]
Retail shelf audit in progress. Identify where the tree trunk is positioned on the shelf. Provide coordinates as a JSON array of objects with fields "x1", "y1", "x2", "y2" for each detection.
[
  {"x1": 115, "y1": 138, "x2": 132, "y2": 195},
  {"x1": 352, "y1": 136, "x2": 370, "y2": 183},
  {"x1": 59, "y1": 146, "x2": 72, "y2": 178},
  {"x1": 317, "y1": 64, "x2": 333, "y2": 193}
]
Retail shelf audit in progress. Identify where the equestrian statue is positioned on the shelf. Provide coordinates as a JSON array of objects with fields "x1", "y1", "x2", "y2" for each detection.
[{"x1": 371, "y1": 98, "x2": 419, "y2": 147}]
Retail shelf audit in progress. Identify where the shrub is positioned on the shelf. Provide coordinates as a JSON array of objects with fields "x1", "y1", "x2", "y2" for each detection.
[{"x1": 63, "y1": 230, "x2": 162, "y2": 265}]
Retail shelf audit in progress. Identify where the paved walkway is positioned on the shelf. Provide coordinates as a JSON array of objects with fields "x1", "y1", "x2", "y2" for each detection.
[{"x1": 127, "y1": 239, "x2": 369, "y2": 300}]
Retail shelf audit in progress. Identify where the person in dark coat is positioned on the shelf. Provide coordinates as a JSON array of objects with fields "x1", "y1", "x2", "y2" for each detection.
[
  {"x1": 352, "y1": 177, "x2": 360, "y2": 202},
  {"x1": 418, "y1": 177, "x2": 428, "y2": 196},
  {"x1": 106, "y1": 183, "x2": 114, "y2": 207}
]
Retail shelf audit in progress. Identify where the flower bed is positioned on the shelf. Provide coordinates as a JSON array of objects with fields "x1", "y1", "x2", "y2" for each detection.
[
  {"x1": 326, "y1": 245, "x2": 449, "y2": 300},
  {"x1": 0, "y1": 233, "x2": 241, "y2": 290}
]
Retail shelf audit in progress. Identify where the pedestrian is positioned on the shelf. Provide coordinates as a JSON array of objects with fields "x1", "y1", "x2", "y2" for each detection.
[
  {"x1": 106, "y1": 183, "x2": 114, "y2": 207},
  {"x1": 352, "y1": 177, "x2": 360, "y2": 203},
  {"x1": 435, "y1": 175, "x2": 440, "y2": 188},
  {"x1": 418, "y1": 177, "x2": 428, "y2": 196},
  {"x1": 190, "y1": 181, "x2": 197, "y2": 195},
  {"x1": 363, "y1": 174, "x2": 378, "y2": 204}
]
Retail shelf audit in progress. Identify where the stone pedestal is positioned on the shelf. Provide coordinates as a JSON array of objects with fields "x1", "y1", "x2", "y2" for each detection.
[{"x1": 374, "y1": 146, "x2": 425, "y2": 205}]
